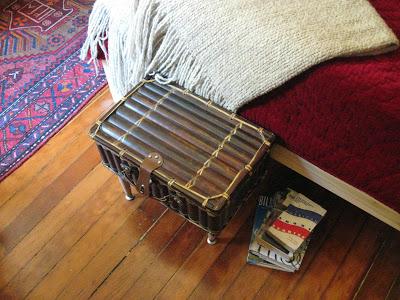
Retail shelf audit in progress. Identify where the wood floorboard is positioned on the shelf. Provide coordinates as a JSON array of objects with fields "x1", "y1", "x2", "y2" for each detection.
[
  {"x1": 123, "y1": 221, "x2": 204, "y2": 299},
  {"x1": 2, "y1": 170, "x2": 118, "y2": 299},
  {"x1": 0, "y1": 140, "x2": 94, "y2": 231},
  {"x1": 386, "y1": 275, "x2": 400, "y2": 300},
  {"x1": 353, "y1": 229, "x2": 400, "y2": 300},
  {"x1": 57, "y1": 202, "x2": 168, "y2": 300},
  {"x1": 91, "y1": 210, "x2": 186, "y2": 299},
  {"x1": 1, "y1": 87, "x2": 399, "y2": 300},
  {"x1": 0, "y1": 163, "x2": 110, "y2": 290},
  {"x1": 26, "y1": 193, "x2": 165, "y2": 299},
  {"x1": 0, "y1": 87, "x2": 112, "y2": 206},
  {"x1": 189, "y1": 217, "x2": 254, "y2": 300},
  {"x1": 1, "y1": 145, "x2": 99, "y2": 255},
  {"x1": 321, "y1": 217, "x2": 387, "y2": 299}
]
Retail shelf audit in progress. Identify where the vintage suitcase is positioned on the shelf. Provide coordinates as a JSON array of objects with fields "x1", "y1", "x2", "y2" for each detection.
[{"x1": 89, "y1": 77, "x2": 275, "y2": 244}]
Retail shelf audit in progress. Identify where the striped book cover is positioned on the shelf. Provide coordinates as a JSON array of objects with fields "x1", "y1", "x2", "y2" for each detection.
[{"x1": 266, "y1": 189, "x2": 326, "y2": 252}]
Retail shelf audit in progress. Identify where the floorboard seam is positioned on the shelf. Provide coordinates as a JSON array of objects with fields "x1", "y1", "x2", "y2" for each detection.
[
  {"x1": 153, "y1": 227, "x2": 205, "y2": 299},
  {"x1": 23, "y1": 191, "x2": 121, "y2": 299},
  {"x1": 154, "y1": 227, "x2": 206, "y2": 299},
  {"x1": 0, "y1": 163, "x2": 104, "y2": 293},
  {"x1": 2, "y1": 156, "x2": 99, "y2": 256},
  {"x1": 220, "y1": 260, "x2": 247, "y2": 299},
  {"x1": 384, "y1": 274, "x2": 400, "y2": 300},
  {"x1": 120, "y1": 219, "x2": 188, "y2": 299},
  {"x1": 188, "y1": 215, "x2": 253, "y2": 299},
  {"x1": 320, "y1": 216, "x2": 368, "y2": 298},
  {"x1": 52, "y1": 194, "x2": 148, "y2": 299},
  {"x1": 352, "y1": 237, "x2": 388, "y2": 300}
]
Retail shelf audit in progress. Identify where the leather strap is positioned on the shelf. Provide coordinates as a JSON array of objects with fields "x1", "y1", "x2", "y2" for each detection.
[
  {"x1": 119, "y1": 152, "x2": 163, "y2": 202},
  {"x1": 136, "y1": 152, "x2": 163, "y2": 197}
]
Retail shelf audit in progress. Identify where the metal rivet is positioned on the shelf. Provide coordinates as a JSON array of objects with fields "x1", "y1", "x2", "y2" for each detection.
[
  {"x1": 148, "y1": 154, "x2": 152, "y2": 158},
  {"x1": 158, "y1": 160, "x2": 161, "y2": 164},
  {"x1": 155, "y1": 155, "x2": 159, "y2": 159}
]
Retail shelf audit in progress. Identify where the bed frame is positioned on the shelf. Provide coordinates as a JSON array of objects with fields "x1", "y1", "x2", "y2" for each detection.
[{"x1": 271, "y1": 144, "x2": 400, "y2": 231}]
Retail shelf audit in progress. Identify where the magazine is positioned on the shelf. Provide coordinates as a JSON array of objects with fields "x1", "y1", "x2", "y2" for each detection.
[
  {"x1": 247, "y1": 193, "x2": 307, "y2": 272},
  {"x1": 249, "y1": 238, "x2": 308, "y2": 272},
  {"x1": 247, "y1": 253, "x2": 289, "y2": 272},
  {"x1": 266, "y1": 189, "x2": 326, "y2": 252}
]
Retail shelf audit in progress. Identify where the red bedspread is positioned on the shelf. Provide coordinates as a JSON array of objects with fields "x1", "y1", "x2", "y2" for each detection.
[{"x1": 240, "y1": 0, "x2": 400, "y2": 212}]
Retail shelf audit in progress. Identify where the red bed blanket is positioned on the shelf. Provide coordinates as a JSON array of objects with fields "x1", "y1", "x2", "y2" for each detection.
[
  {"x1": 90, "y1": 0, "x2": 400, "y2": 212},
  {"x1": 240, "y1": 0, "x2": 400, "y2": 212}
]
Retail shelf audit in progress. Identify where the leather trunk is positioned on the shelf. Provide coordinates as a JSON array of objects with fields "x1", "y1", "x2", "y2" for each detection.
[{"x1": 89, "y1": 78, "x2": 275, "y2": 235}]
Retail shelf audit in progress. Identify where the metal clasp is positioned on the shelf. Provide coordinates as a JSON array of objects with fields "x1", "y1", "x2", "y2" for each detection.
[{"x1": 120, "y1": 152, "x2": 163, "y2": 198}]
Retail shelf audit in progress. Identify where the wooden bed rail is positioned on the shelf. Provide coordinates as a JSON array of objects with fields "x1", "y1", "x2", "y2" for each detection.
[{"x1": 270, "y1": 144, "x2": 400, "y2": 231}]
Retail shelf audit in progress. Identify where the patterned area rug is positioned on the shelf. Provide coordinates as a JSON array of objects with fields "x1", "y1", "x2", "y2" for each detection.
[{"x1": 0, "y1": 0, "x2": 106, "y2": 181}]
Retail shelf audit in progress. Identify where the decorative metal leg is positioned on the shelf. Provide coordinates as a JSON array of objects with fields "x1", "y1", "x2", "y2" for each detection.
[
  {"x1": 118, "y1": 177, "x2": 135, "y2": 201},
  {"x1": 207, "y1": 233, "x2": 217, "y2": 245}
]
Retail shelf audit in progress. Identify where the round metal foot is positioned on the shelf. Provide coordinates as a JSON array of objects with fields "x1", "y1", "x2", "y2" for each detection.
[
  {"x1": 207, "y1": 235, "x2": 217, "y2": 245},
  {"x1": 125, "y1": 195, "x2": 135, "y2": 201}
]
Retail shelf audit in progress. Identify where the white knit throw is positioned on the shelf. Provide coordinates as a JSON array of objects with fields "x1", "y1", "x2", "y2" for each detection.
[{"x1": 81, "y1": 0, "x2": 399, "y2": 111}]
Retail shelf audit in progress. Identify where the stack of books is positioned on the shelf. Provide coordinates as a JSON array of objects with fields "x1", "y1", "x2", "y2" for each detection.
[{"x1": 247, "y1": 188, "x2": 326, "y2": 272}]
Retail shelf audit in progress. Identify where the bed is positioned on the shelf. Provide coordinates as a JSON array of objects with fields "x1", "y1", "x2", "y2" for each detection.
[
  {"x1": 94, "y1": 0, "x2": 400, "y2": 230},
  {"x1": 239, "y1": 0, "x2": 400, "y2": 230}
]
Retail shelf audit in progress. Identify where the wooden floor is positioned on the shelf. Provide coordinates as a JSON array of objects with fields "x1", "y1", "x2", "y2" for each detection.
[{"x1": 0, "y1": 87, "x2": 399, "y2": 300}]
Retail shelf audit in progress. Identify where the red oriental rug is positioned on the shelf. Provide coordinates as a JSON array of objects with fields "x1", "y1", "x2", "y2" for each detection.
[{"x1": 0, "y1": 0, "x2": 106, "y2": 181}]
